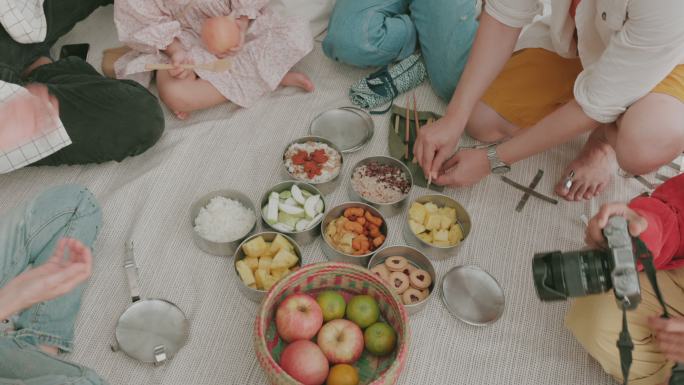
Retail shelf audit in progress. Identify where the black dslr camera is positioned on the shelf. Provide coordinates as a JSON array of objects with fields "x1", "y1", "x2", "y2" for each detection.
[{"x1": 532, "y1": 216, "x2": 641, "y2": 309}]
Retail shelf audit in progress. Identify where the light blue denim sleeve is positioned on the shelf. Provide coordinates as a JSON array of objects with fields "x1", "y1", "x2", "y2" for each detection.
[{"x1": 0, "y1": 184, "x2": 101, "y2": 352}]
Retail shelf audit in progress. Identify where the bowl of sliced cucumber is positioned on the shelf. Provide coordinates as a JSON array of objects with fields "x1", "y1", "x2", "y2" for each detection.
[{"x1": 260, "y1": 181, "x2": 326, "y2": 246}]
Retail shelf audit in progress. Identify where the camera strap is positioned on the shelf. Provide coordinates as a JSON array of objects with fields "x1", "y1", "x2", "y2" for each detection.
[{"x1": 619, "y1": 238, "x2": 684, "y2": 385}]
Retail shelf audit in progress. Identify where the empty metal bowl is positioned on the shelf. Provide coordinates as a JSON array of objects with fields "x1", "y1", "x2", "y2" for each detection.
[
  {"x1": 259, "y1": 181, "x2": 325, "y2": 246},
  {"x1": 233, "y1": 232, "x2": 303, "y2": 303},
  {"x1": 441, "y1": 265, "x2": 505, "y2": 326},
  {"x1": 348, "y1": 156, "x2": 413, "y2": 218},
  {"x1": 321, "y1": 202, "x2": 388, "y2": 266},
  {"x1": 402, "y1": 194, "x2": 471, "y2": 260},
  {"x1": 190, "y1": 190, "x2": 257, "y2": 256},
  {"x1": 369, "y1": 246, "x2": 435, "y2": 315},
  {"x1": 282, "y1": 136, "x2": 344, "y2": 195}
]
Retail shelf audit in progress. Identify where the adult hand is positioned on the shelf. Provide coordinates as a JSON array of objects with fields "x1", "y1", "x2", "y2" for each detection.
[
  {"x1": 168, "y1": 48, "x2": 196, "y2": 80},
  {"x1": 413, "y1": 117, "x2": 462, "y2": 180},
  {"x1": 0, "y1": 84, "x2": 59, "y2": 151},
  {"x1": 8, "y1": 238, "x2": 92, "y2": 311},
  {"x1": 432, "y1": 148, "x2": 490, "y2": 187},
  {"x1": 585, "y1": 203, "x2": 648, "y2": 249},
  {"x1": 649, "y1": 317, "x2": 684, "y2": 363}
]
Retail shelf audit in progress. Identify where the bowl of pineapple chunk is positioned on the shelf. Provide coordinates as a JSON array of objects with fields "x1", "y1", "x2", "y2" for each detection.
[
  {"x1": 404, "y1": 194, "x2": 471, "y2": 260},
  {"x1": 234, "y1": 232, "x2": 303, "y2": 302}
]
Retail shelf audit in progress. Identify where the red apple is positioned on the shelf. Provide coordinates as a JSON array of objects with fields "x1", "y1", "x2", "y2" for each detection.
[
  {"x1": 280, "y1": 340, "x2": 329, "y2": 385},
  {"x1": 276, "y1": 294, "x2": 324, "y2": 342},
  {"x1": 316, "y1": 319, "x2": 364, "y2": 364}
]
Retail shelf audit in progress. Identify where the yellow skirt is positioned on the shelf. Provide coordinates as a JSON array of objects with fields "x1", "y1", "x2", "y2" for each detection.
[{"x1": 481, "y1": 48, "x2": 684, "y2": 128}]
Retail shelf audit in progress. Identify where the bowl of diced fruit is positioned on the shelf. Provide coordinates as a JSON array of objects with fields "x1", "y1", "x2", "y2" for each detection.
[
  {"x1": 321, "y1": 203, "x2": 388, "y2": 266},
  {"x1": 403, "y1": 194, "x2": 471, "y2": 260},
  {"x1": 260, "y1": 181, "x2": 325, "y2": 246},
  {"x1": 234, "y1": 232, "x2": 303, "y2": 302},
  {"x1": 282, "y1": 136, "x2": 343, "y2": 195}
]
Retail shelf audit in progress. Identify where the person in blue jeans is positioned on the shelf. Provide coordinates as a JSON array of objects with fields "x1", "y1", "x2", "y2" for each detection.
[
  {"x1": 322, "y1": 0, "x2": 478, "y2": 101},
  {"x1": 0, "y1": 185, "x2": 108, "y2": 385}
]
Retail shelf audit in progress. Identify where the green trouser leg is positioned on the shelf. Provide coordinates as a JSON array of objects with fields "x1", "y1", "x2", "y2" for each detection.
[
  {"x1": 26, "y1": 57, "x2": 165, "y2": 166},
  {"x1": 0, "y1": 0, "x2": 113, "y2": 72}
]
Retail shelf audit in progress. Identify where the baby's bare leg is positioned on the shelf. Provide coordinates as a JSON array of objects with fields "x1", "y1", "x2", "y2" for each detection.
[{"x1": 156, "y1": 70, "x2": 228, "y2": 119}]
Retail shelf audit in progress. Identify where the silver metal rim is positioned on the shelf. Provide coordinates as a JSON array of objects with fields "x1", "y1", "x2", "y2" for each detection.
[
  {"x1": 348, "y1": 155, "x2": 413, "y2": 206},
  {"x1": 440, "y1": 265, "x2": 505, "y2": 326},
  {"x1": 308, "y1": 107, "x2": 374, "y2": 153},
  {"x1": 281, "y1": 136, "x2": 344, "y2": 187}
]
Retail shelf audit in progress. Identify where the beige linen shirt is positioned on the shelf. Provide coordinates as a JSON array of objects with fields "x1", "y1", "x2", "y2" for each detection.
[{"x1": 485, "y1": 0, "x2": 684, "y2": 123}]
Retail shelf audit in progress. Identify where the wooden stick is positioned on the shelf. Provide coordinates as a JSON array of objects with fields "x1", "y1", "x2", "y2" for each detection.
[
  {"x1": 411, "y1": 92, "x2": 420, "y2": 164},
  {"x1": 394, "y1": 114, "x2": 400, "y2": 134},
  {"x1": 427, "y1": 174, "x2": 432, "y2": 189},
  {"x1": 405, "y1": 96, "x2": 410, "y2": 160}
]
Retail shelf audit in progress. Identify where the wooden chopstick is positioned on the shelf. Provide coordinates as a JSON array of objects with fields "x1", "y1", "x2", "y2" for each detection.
[
  {"x1": 394, "y1": 114, "x2": 400, "y2": 134},
  {"x1": 404, "y1": 97, "x2": 410, "y2": 160}
]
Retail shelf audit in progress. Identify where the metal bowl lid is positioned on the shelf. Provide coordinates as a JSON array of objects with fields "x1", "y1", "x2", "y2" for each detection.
[
  {"x1": 115, "y1": 299, "x2": 189, "y2": 363},
  {"x1": 440, "y1": 265, "x2": 505, "y2": 326},
  {"x1": 309, "y1": 107, "x2": 374, "y2": 153}
]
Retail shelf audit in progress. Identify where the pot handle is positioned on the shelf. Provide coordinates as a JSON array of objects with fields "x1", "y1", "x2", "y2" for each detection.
[{"x1": 124, "y1": 240, "x2": 142, "y2": 302}]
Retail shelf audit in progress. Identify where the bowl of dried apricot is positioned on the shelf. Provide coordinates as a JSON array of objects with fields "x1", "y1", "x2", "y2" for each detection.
[{"x1": 321, "y1": 202, "x2": 388, "y2": 266}]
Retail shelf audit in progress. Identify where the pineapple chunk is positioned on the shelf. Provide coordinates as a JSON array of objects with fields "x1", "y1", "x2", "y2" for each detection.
[
  {"x1": 255, "y1": 268, "x2": 269, "y2": 290},
  {"x1": 242, "y1": 236, "x2": 267, "y2": 258},
  {"x1": 271, "y1": 268, "x2": 290, "y2": 280},
  {"x1": 424, "y1": 202, "x2": 439, "y2": 213},
  {"x1": 244, "y1": 257, "x2": 259, "y2": 271},
  {"x1": 439, "y1": 215, "x2": 453, "y2": 230},
  {"x1": 417, "y1": 232, "x2": 433, "y2": 244},
  {"x1": 272, "y1": 249, "x2": 299, "y2": 270},
  {"x1": 248, "y1": 283, "x2": 257, "y2": 289},
  {"x1": 448, "y1": 224, "x2": 464, "y2": 244},
  {"x1": 409, "y1": 220, "x2": 426, "y2": 235},
  {"x1": 270, "y1": 234, "x2": 293, "y2": 254},
  {"x1": 236, "y1": 260, "x2": 255, "y2": 286},
  {"x1": 258, "y1": 257, "x2": 272, "y2": 272},
  {"x1": 439, "y1": 207, "x2": 457, "y2": 222},
  {"x1": 433, "y1": 240, "x2": 452, "y2": 247},
  {"x1": 433, "y1": 229, "x2": 449, "y2": 243},
  {"x1": 408, "y1": 203, "x2": 427, "y2": 224},
  {"x1": 424, "y1": 213, "x2": 442, "y2": 231},
  {"x1": 263, "y1": 275, "x2": 278, "y2": 291}
]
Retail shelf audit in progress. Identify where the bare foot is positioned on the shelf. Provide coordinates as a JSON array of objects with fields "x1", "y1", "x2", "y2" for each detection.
[
  {"x1": 279, "y1": 72, "x2": 314, "y2": 92},
  {"x1": 174, "y1": 110, "x2": 190, "y2": 120},
  {"x1": 22, "y1": 57, "x2": 53, "y2": 77},
  {"x1": 555, "y1": 133, "x2": 618, "y2": 201}
]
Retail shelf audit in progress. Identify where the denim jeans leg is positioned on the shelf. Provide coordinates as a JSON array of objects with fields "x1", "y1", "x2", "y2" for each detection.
[
  {"x1": 0, "y1": 337, "x2": 108, "y2": 384},
  {"x1": 323, "y1": 0, "x2": 416, "y2": 67},
  {"x1": 0, "y1": 184, "x2": 102, "y2": 351},
  {"x1": 410, "y1": 0, "x2": 478, "y2": 101}
]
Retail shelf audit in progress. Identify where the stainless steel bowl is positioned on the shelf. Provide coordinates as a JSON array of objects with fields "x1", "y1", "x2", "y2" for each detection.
[
  {"x1": 190, "y1": 190, "x2": 257, "y2": 256},
  {"x1": 282, "y1": 136, "x2": 344, "y2": 195},
  {"x1": 320, "y1": 202, "x2": 388, "y2": 266},
  {"x1": 259, "y1": 181, "x2": 325, "y2": 246},
  {"x1": 347, "y1": 156, "x2": 413, "y2": 218},
  {"x1": 369, "y1": 246, "x2": 435, "y2": 315},
  {"x1": 402, "y1": 194, "x2": 471, "y2": 260},
  {"x1": 233, "y1": 232, "x2": 303, "y2": 303}
]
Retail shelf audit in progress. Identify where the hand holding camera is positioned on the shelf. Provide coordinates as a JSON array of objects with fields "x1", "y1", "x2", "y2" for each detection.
[{"x1": 586, "y1": 203, "x2": 649, "y2": 249}]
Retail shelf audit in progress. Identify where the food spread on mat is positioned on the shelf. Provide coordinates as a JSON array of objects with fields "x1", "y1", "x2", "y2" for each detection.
[
  {"x1": 275, "y1": 292, "x2": 397, "y2": 385},
  {"x1": 262, "y1": 184, "x2": 324, "y2": 233},
  {"x1": 284, "y1": 141, "x2": 342, "y2": 183},
  {"x1": 370, "y1": 256, "x2": 432, "y2": 305},
  {"x1": 235, "y1": 234, "x2": 299, "y2": 291},
  {"x1": 194, "y1": 196, "x2": 255, "y2": 243},
  {"x1": 408, "y1": 201, "x2": 463, "y2": 247},
  {"x1": 351, "y1": 161, "x2": 411, "y2": 204},
  {"x1": 324, "y1": 207, "x2": 386, "y2": 255}
]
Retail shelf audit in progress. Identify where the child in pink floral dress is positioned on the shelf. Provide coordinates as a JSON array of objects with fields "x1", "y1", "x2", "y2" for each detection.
[{"x1": 114, "y1": 0, "x2": 314, "y2": 119}]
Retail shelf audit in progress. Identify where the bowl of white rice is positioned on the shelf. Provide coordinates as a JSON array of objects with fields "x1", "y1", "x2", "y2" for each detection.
[{"x1": 190, "y1": 190, "x2": 257, "y2": 256}]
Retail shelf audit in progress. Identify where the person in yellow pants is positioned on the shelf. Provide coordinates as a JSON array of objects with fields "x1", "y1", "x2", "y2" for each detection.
[{"x1": 566, "y1": 174, "x2": 684, "y2": 384}]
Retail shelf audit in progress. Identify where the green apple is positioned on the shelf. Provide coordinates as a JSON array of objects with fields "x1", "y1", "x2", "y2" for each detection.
[
  {"x1": 317, "y1": 291, "x2": 346, "y2": 322},
  {"x1": 345, "y1": 295, "x2": 379, "y2": 329},
  {"x1": 364, "y1": 322, "x2": 396, "y2": 356}
]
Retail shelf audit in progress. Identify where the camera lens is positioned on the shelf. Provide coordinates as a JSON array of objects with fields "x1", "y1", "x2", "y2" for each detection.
[{"x1": 532, "y1": 250, "x2": 613, "y2": 301}]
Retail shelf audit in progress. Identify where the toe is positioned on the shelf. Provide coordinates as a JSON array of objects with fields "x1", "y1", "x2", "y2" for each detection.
[{"x1": 583, "y1": 185, "x2": 597, "y2": 200}]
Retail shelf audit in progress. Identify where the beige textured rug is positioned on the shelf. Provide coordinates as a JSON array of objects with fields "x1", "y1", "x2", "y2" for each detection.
[{"x1": 0, "y1": 6, "x2": 654, "y2": 385}]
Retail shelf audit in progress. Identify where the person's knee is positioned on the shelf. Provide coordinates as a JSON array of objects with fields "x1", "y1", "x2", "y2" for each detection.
[
  {"x1": 464, "y1": 103, "x2": 513, "y2": 143},
  {"x1": 36, "y1": 184, "x2": 102, "y2": 234},
  {"x1": 115, "y1": 80, "x2": 165, "y2": 158}
]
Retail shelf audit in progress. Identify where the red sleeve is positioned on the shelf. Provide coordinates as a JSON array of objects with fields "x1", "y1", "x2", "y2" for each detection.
[{"x1": 629, "y1": 182, "x2": 683, "y2": 270}]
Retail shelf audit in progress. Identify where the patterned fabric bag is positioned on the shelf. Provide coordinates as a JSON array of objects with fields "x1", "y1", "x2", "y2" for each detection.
[{"x1": 349, "y1": 53, "x2": 427, "y2": 114}]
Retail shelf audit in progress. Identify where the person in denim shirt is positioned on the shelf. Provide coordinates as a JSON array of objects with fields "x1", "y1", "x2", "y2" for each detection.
[
  {"x1": 0, "y1": 185, "x2": 108, "y2": 385},
  {"x1": 322, "y1": 0, "x2": 479, "y2": 101}
]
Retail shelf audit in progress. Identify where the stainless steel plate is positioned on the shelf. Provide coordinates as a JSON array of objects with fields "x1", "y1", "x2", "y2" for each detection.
[
  {"x1": 309, "y1": 107, "x2": 374, "y2": 153},
  {"x1": 115, "y1": 299, "x2": 189, "y2": 363},
  {"x1": 441, "y1": 265, "x2": 505, "y2": 326}
]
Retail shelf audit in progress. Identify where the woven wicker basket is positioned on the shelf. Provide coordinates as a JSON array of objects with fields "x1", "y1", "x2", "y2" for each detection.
[{"x1": 254, "y1": 262, "x2": 409, "y2": 385}]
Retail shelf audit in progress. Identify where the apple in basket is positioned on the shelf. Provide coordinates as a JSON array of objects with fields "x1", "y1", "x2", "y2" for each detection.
[
  {"x1": 316, "y1": 319, "x2": 364, "y2": 364},
  {"x1": 280, "y1": 340, "x2": 329, "y2": 385},
  {"x1": 276, "y1": 294, "x2": 324, "y2": 342}
]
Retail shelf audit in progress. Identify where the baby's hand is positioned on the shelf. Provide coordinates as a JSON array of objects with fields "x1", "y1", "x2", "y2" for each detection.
[{"x1": 168, "y1": 49, "x2": 196, "y2": 80}]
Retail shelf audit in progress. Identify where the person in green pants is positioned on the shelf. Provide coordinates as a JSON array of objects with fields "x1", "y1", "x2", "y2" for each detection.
[{"x1": 0, "y1": 0, "x2": 164, "y2": 166}]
